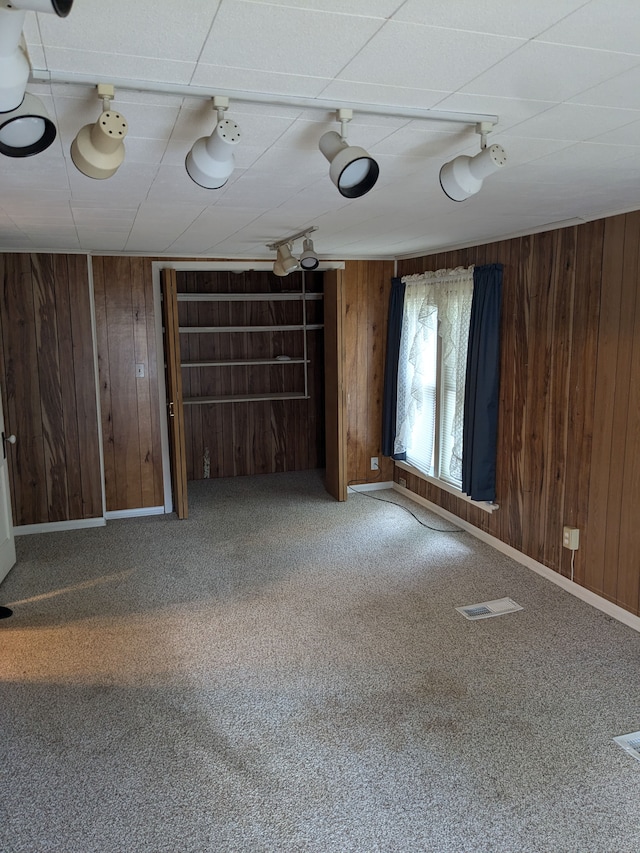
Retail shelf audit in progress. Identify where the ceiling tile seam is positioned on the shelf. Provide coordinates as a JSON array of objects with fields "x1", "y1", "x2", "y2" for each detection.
[
  {"x1": 187, "y1": 1, "x2": 225, "y2": 87},
  {"x1": 550, "y1": 58, "x2": 640, "y2": 111},
  {"x1": 524, "y1": 0, "x2": 593, "y2": 44},
  {"x1": 234, "y1": 0, "x2": 392, "y2": 23},
  {"x1": 314, "y1": 14, "x2": 394, "y2": 97},
  {"x1": 163, "y1": 206, "x2": 241, "y2": 252},
  {"x1": 428, "y1": 38, "x2": 533, "y2": 113}
]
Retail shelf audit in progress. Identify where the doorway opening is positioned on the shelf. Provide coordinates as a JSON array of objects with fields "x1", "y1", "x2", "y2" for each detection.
[{"x1": 153, "y1": 261, "x2": 346, "y2": 517}]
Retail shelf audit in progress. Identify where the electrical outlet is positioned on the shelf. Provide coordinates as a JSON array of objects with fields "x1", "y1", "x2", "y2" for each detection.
[
  {"x1": 398, "y1": 477, "x2": 407, "y2": 488},
  {"x1": 562, "y1": 526, "x2": 579, "y2": 550},
  {"x1": 370, "y1": 456, "x2": 379, "y2": 471}
]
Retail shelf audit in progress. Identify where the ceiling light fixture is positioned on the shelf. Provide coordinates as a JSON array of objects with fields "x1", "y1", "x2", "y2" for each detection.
[
  {"x1": 319, "y1": 108, "x2": 379, "y2": 199},
  {"x1": 439, "y1": 122, "x2": 507, "y2": 202},
  {"x1": 70, "y1": 84, "x2": 128, "y2": 179},
  {"x1": 186, "y1": 95, "x2": 241, "y2": 189},
  {"x1": 299, "y1": 237, "x2": 319, "y2": 271},
  {"x1": 267, "y1": 226, "x2": 318, "y2": 276},
  {"x1": 0, "y1": 0, "x2": 73, "y2": 158},
  {"x1": 273, "y1": 244, "x2": 298, "y2": 277}
]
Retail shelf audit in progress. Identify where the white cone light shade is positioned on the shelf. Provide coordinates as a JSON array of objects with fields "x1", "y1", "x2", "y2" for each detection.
[
  {"x1": 440, "y1": 143, "x2": 507, "y2": 202},
  {"x1": 0, "y1": 0, "x2": 73, "y2": 156},
  {"x1": 0, "y1": 92, "x2": 56, "y2": 156},
  {"x1": 71, "y1": 109, "x2": 128, "y2": 179},
  {"x1": 319, "y1": 130, "x2": 379, "y2": 198},
  {"x1": 186, "y1": 118, "x2": 240, "y2": 189},
  {"x1": 0, "y1": 8, "x2": 31, "y2": 113},
  {"x1": 299, "y1": 237, "x2": 319, "y2": 270}
]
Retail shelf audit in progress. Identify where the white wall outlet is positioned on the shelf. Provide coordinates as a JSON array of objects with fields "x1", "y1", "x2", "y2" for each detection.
[
  {"x1": 398, "y1": 477, "x2": 407, "y2": 488},
  {"x1": 563, "y1": 526, "x2": 579, "y2": 550},
  {"x1": 370, "y1": 456, "x2": 379, "y2": 470}
]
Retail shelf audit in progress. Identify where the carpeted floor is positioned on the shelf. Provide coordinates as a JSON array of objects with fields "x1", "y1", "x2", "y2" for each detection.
[{"x1": 1, "y1": 470, "x2": 639, "y2": 852}]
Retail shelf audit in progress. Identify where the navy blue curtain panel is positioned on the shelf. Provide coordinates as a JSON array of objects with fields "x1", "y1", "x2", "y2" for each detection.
[
  {"x1": 381, "y1": 277, "x2": 406, "y2": 458},
  {"x1": 462, "y1": 264, "x2": 503, "y2": 502}
]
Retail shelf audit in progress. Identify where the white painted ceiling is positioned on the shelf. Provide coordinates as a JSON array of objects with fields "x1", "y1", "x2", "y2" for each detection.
[{"x1": 3, "y1": 0, "x2": 640, "y2": 260}]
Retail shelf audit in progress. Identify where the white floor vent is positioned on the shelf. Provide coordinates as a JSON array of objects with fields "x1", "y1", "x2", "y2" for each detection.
[
  {"x1": 456, "y1": 597, "x2": 523, "y2": 620},
  {"x1": 613, "y1": 731, "x2": 640, "y2": 762}
]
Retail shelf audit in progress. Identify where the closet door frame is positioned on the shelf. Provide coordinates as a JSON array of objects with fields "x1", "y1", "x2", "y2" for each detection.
[{"x1": 152, "y1": 261, "x2": 346, "y2": 515}]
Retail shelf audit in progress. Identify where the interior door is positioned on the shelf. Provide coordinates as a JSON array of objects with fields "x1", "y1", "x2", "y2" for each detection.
[
  {"x1": 323, "y1": 269, "x2": 347, "y2": 501},
  {"x1": 0, "y1": 387, "x2": 16, "y2": 584},
  {"x1": 161, "y1": 268, "x2": 189, "y2": 519}
]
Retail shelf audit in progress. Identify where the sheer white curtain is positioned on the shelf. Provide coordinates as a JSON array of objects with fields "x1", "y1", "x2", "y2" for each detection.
[{"x1": 394, "y1": 266, "x2": 474, "y2": 481}]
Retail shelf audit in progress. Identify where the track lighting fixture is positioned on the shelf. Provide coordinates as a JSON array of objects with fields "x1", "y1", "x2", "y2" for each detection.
[
  {"x1": 273, "y1": 244, "x2": 299, "y2": 277},
  {"x1": 0, "y1": 0, "x2": 73, "y2": 158},
  {"x1": 319, "y1": 108, "x2": 379, "y2": 199},
  {"x1": 71, "y1": 84, "x2": 128, "y2": 179},
  {"x1": 439, "y1": 122, "x2": 507, "y2": 202},
  {"x1": 299, "y1": 237, "x2": 319, "y2": 271},
  {"x1": 268, "y1": 227, "x2": 319, "y2": 277},
  {"x1": 186, "y1": 96, "x2": 240, "y2": 189}
]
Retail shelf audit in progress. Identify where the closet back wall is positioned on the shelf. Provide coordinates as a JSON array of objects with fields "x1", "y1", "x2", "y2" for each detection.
[{"x1": 177, "y1": 269, "x2": 324, "y2": 480}]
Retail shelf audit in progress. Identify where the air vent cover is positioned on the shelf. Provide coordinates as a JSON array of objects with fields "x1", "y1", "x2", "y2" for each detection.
[
  {"x1": 456, "y1": 597, "x2": 523, "y2": 620},
  {"x1": 613, "y1": 731, "x2": 640, "y2": 762}
]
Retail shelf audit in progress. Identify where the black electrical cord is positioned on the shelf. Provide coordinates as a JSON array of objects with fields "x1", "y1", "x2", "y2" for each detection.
[{"x1": 347, "y1": 479, "x2": 465, "y2": 534}]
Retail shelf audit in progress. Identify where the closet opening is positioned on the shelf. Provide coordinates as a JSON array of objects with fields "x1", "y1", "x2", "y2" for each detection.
[{"x1": 156, "y1": 262, "x2": 346, "y2": 518}]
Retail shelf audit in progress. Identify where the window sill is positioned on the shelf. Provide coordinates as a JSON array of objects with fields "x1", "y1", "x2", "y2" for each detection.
[{"x1": 394, "y1": 460, "x2": 499, "y2": 514}]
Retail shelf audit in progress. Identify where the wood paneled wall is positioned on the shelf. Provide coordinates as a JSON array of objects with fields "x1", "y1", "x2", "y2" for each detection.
[
  {"x1": 177, "y1": 269, "x2": 325, "y2": 480},
  {"x1": 0, "y1": 253, "x2": 102, "y2": 525},
  {"x1": 396, "y1": 214, "x2": 640, "y2": 616},
  {"x1": 93, "y1": 256, "x2": 164, "y2": 512},
  {"x1": 6, "y1": 218, "x2": 638, "y2": 617},
  {"x1": 344, "y1": 260, "x2": 395, "y2": 485}
]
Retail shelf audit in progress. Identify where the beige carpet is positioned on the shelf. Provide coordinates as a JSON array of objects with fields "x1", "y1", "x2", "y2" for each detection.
[{"x1": 1, "y1": 470, "x2": 639, "y2": 852}]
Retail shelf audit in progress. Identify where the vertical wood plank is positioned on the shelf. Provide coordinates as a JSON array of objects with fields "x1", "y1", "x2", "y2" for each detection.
[
  {"x1": 31, "y1": 253, "x2": 69, "y2": 522},
  {"x1": 93, "y1": 256, "x2": 117, "y2": 512},
  {"x1": 0, "y1": 254, "x2": 48, "y2": 525},
  {"x1": 324, "y1": 269, "x2": 347, "y2": 501},
  {"x1": 584, "y1": 215, "x2": 626, "y2": 597}
]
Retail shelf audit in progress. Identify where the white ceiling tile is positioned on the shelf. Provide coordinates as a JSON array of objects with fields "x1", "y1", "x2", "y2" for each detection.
[
  {"x1": 568, "y1": 66, "x2": 640, "y2": 110},
  {"x1": 514, "y1": 141, "x2": 640, "y2": 172},
  {"x1": 504, "y1": 103, "x2": 640, "y2": 141},
  {"x1": 317, "y1": 79, "x2": 449, "y2": 111},
  {"x1": 537, "y1": 0, "x2": 640, "y2": 54},
  {"x1": 40, "y1": 47, "x2": 197, "y2": 85},
  {"x1": 3, "y1": 0, "x2": 640, "y2": 260},
  {"x1": 200, "y1": 1, "x2": 385, "y2": 77},
  {"x1": 37, "y1": 1, "x2": 220, "y2": 62},
  {"x1": 433, "y1": 93, "x2": 558, "y2": 132},
  {"x1": 122, "y1": 138, "x2": 170, "y2": 165},
  {"x1": 337, "y1": 21, "x2": 524, "y2": 91},
  {"x1": 393, "y1": 0, "x2": 588, "y2": 38},
  {"x1": 590, "y1": 119, "x2": 640, "y2": 146},
  {"x1": 461, "y1": 41, "x2": 640, "y2": 102},
  {"x1": 189, "y1": 65, "x2": 330, "y2": 98},
  {"x1": 76, "y1": 232, "x2": 130, "y2": 251},
  {"x1": 240, "y1": 0, "x2": 400, "y2": 15}
]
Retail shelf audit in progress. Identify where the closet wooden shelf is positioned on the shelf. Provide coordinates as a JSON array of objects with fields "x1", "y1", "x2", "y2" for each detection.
[
  {"x1": 182, "y1": 358, "x2": 308, "y2": 368},
  {"x1": 183, "y1": 392, "x2": 309, "y2": 405},
  {"x1": 176, "y1": 285, "x2": 322, "y2": 407},
  {"x1": 179, "y1": 324, "x2": 323, "y2": 333},
  {"x1": 177, "y1": 292, "x2": 323, "y2": 302}
]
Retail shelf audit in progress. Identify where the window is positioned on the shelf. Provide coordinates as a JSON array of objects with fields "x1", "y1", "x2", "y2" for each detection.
[{"x1": 394, "y1": 267, "x2": 474, "y2": 489}]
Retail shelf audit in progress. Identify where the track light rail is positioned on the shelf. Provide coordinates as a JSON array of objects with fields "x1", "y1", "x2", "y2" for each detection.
[{"x1": 30, "y1": 69, "x2": 499, "y2": 127}]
